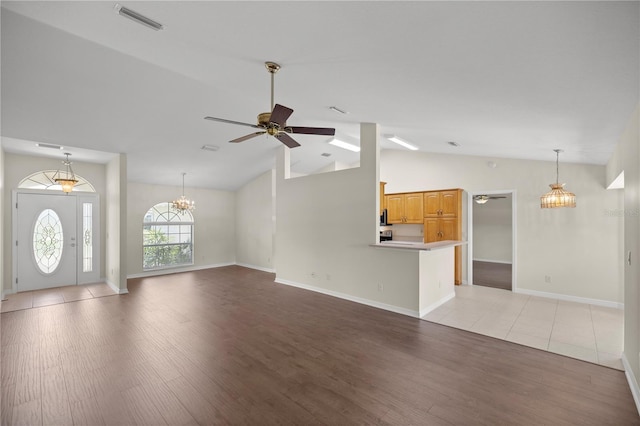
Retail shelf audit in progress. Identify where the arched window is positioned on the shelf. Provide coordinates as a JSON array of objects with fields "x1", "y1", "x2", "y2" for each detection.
[
  {"x1": 143, "y1": 202, "x2": 194, "y2": 270},
  {"x1": 19, "y1": 170, "x2": 96, "y2": 192}
]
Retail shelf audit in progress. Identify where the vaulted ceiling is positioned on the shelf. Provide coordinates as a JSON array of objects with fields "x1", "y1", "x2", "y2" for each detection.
[{"x1": 2, "y1": 1, "x2": 638, "y2": 190}]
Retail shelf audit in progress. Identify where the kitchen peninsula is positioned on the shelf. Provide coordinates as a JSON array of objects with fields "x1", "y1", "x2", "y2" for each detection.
[{"x1": 371, "y1": 240, "x2": 466, "y2": 317}]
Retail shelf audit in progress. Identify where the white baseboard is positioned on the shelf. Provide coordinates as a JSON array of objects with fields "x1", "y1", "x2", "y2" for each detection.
[
  {"x1": 473, "y1": 258, "x2": 512, "y2": 264},
  {"x1": 106, "y1": 279, "x2": 129, "y2": 295},
  {"x1": 514, "y1": 288, "x2": 623, "y2": 310},
  {"x1": 275, "y1": 277, "x2": 420, "y2": 318},
  {"x1": 622, "y1": 353, "x2": 640, "y2": 416},
  {"x1": 235, "y1": 263, "x2": 275, "y2": 273},
  {"x1": 419, "y1": 292, "x2": 455, "y2": 318},
  {"x1": 127, "y1": 262, "x2": 235, "y2": 279}
]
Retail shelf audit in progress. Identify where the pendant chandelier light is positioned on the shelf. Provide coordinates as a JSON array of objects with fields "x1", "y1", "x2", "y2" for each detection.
[
  {"x1": 540, "y1": 149, "x2": 576, "y2": 208},
  {"x1": 172, "y1": 172, "x2": 195, "y2": 214},
  {"x1": 53, "y1": 152, "x2": 78, "y2": 194}
]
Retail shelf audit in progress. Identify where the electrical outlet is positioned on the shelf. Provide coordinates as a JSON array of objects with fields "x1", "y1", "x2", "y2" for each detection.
[
  {"x1": 545, "y1": 275, "x2": 551, "y2": 283},
  {"x1": 326, "y1": 274, "x2": 331, "y2": 281},
  {"x1": 377, "y1": 283, "x2": 384, "y2": 292}
]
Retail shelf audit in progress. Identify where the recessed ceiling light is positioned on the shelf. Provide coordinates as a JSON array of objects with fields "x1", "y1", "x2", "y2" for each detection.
[
  {"x1": 329, "y1": 138, "x2": 360, "y2": 152},
  {"x1": 201, "y1": 144, "x2": 220, "y2": 152},
  {"x1": 384, "y1": 134, "x2": 418, "y2": 151},
  {"x1": 36, "y1": 143, "x2": 64, "y2": 150},
  {"x1": 447, "y1": 141, "x2": 460, "y2": 147},
  {"x1": 114, "y1": 4, "x2": 164, "y2": 31},
  {"x1": 329, "y1": 106, "x2": 348, "y2": 115}
]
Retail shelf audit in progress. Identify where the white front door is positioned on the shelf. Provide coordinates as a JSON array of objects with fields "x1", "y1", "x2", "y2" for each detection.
[{"x1": 16, "y1": 193, "x2": 77, "y2": 291}]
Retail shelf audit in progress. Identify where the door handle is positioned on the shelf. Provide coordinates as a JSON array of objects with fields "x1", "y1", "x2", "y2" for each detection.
[{"x1": 70, "y1": 243, "x2": 76, "y2": 247}]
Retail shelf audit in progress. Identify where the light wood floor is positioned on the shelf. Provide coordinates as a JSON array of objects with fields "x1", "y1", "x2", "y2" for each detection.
[{"x1": 2, "y1": 266, "x2": 638, "y2": 425}]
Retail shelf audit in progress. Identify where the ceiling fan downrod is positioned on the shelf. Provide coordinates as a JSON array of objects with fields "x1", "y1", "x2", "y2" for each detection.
[{"x1": 265, "y1": 61, "x2": 280, "y2": 112}]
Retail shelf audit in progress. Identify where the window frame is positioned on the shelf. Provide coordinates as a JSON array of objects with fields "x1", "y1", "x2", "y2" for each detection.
[{"x1": 142, "y1": 202, "x2": 194, "y2": 271}]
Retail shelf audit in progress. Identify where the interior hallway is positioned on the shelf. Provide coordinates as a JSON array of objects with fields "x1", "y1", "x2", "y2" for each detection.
[{"x1": 423, "y1": 284, "x2": 624, "y2": 370}]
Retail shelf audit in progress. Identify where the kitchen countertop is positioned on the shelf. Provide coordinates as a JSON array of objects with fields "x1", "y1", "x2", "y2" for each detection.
[{"x1": 370, "y1": 240, "x2": 467, "y2": 251}]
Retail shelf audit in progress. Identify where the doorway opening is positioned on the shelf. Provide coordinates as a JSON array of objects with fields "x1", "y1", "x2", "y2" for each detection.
[{"x1": 467, "y1": 190, "x2": 516, "y2": 291}]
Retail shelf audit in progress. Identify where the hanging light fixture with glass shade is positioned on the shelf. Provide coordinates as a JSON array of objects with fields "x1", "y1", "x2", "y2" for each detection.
[
  {"x1": 540, "y1": 149, "x2": 576, "y2": 208},
  {"x1": 53, "y1": 152, "x2": 78, "y2": 194},
  {"x1": 171, "y1": 172, "x2": 195, "y2": 214}
]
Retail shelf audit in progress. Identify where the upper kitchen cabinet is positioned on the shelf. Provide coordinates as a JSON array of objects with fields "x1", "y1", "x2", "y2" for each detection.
[
  {"x1": 424, "y1": 189, "x2": 460, "y2": 217},
  {"x1": 385, "y1": 192, "x2": 424, "y2": 224}
]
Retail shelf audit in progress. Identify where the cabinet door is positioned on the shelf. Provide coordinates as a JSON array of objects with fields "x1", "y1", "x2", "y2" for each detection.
[
  {"x1": 404, "y1": 193, "x2": 424, "y2": 223},
  {"x1": 386, "y1": 194, "x2": 404, "y2": 223},
  {"x1": 440, "y1": 190, "x2": 459, "y2": 217},
  {"x1": 423, "y1": 192, "x2": 441, "y2": 217},
  {"x1": 440, "y1": 218, "x2": 457, "y2": 240},
  {"x1": 423, "y1": 218, "x2": 440, "y2": 243}
]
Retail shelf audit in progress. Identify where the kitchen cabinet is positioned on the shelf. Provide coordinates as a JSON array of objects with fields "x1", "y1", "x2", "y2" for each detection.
[
  {"x1": 423, "y1": 189, "x2": 462, "y2": 285},
  {"x1": 380, "y1": 182, "x2": 386, "y2": 215},
  {"x1": 424, "y1": 218, "x2": 457, "y2": 242},
  {"x1": 424, "y1": 190, "x2": 459, "y2": 217},
  {"x1": 385, "y1": 192, "x2": 423, "y2": 224}
]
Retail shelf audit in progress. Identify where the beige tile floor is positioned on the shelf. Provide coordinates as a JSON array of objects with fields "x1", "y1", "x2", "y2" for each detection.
[
  {"x1": 423, "y1": 285, "x2": 624, "y2": 370},
  {"x1": 0, "y1": 282, "x2": 116, "y2": 313}
]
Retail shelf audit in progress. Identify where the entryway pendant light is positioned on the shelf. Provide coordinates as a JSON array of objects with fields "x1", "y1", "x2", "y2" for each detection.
[
  {"x1": 53, "y1": 152, "x2": 78, "y2": 194},
  {"x1": 171, "y1": 172, "x2": 195, "y2": 214},
  {"x1": 540, "y1": 149, "x2": 576, "y2": 208}
]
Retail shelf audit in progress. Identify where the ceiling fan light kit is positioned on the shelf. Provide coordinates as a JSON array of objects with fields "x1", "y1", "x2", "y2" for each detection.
[
  {"x1": 204, "y1": 61, "x2": 335, "y2": 148},
  {"x1": 473, "y1": 194, "x2": 506, "y2": 204},
  {"x1": 540, "y1": 149, "x2": 576, "y2": 208}
]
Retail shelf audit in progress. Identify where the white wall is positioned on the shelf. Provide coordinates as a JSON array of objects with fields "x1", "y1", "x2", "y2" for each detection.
[
  {"x1": 105, "y1": 154, "x2": 127, "y2": 292},
  {"x1": 381, "y1": 149, "x2": 624, "y2": 305},
  {"x1": 235, "y1": 170, "x2": 274, "y2": 272},
  {"x1": 126, "y1": 181, "x2": 236, "y2": 277},
  {"x1": 2, "y1": 152, "x2": 107, "y2": 294},
  {"x1": 607, "y1": 104, "x2": 640, "y2": 395},
  {"x1": 275, "y1": 123, "x2": 423, "y2": 316},
  {"x1": 0, "y1": 144, "x2": 4, "y2": 297},
  {"x1": 473, "y1": 197, "x2": 512, "y2": 263}
]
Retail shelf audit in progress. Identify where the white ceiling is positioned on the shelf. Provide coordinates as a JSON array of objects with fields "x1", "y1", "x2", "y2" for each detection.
[{"x1": 1, "y1": 1, "x2": 638, "y2": 191}]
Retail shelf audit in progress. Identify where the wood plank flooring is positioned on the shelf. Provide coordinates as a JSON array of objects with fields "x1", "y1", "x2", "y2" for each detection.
[
  {"x1": 473, "y1": 260, "x2": 512, "y2": 290},
  {"x1": 2, "y1": 266, "x2": 638, "y2": 425}
]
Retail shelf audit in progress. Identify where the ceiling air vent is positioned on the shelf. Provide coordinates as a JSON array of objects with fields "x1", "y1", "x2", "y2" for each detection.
[{"x1": 114, "y1": 4, "x2": 164, "y2": 31}]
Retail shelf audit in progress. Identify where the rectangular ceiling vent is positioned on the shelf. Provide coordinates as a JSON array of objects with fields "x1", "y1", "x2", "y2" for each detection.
[
  {"x1": 36, "y1": 143, "x2": 63, "y2": 150},
  {"x1": 114, "y1": 4, "x2": 164, "y2": 31}
]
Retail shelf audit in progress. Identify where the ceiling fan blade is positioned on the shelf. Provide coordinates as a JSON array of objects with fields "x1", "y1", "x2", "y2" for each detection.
[
  {"x1": 269, "y1": 104, "x2": 294, "y2": 127},
  {"x1": 205, "y1": 116, "x2": 262, "y2": 129},
  {"x1": 275, "y1": 132, "x2": 301, "y2": 148},
  {"x1": 489, "y1": 196, "x2": 507, "y2": 199},
  {"x1": 287, "y1": 126, "x2": 336, "y2": 136},
  {"x1": 230, "y1": 132, "x2": 266, "y2": 143}
]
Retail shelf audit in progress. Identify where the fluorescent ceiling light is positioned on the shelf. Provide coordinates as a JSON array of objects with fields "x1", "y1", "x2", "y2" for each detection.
[
  {"x1": 329, "y1": 138, "x2": 360, "y2": 152},
  {"x1": 114, "y1": 4, "x2": 164, "y2": 31},
  {"x1": 384, "y1": 135, "x2": 418, "y2": 151}
]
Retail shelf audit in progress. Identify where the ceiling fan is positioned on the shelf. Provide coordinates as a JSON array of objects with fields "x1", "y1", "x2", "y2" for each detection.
[
  {"x1": 474, "y1": 195, "x2": 507, "y2": 204},
  {"x1": 204, "y1": 62, "x2": 335, "y2": 148}
]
